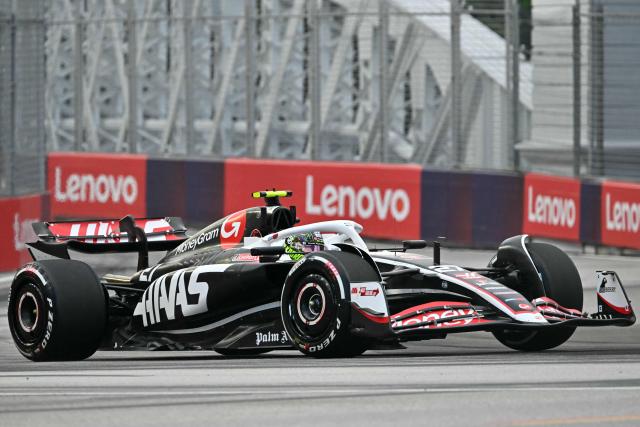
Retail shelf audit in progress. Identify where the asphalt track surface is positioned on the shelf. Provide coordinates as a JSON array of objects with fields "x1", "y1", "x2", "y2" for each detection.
[{"x1": 1, "y1": 243, "x2": 639, "y2": 426}]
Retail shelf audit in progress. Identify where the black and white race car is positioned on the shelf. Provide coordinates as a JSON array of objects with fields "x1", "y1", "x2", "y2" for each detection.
[{"x1": 8, "y1": 191, "x2": 635, "y2": 360}]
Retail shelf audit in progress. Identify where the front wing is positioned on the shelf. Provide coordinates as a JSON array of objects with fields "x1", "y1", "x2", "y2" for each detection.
[{"x1": 384, "y1": 270, "x2": 635, "y2": 340}]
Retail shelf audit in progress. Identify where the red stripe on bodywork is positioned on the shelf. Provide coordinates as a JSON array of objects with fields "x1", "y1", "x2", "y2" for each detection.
[
  {"x1": 352, "y1": 304, "x2": 390, "y2": 324},
  {"x1": 598, "y1": 293, "x2": 632, "y2": 315}
]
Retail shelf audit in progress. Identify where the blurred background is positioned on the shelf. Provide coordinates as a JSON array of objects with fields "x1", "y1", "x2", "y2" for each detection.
[{"x1": 1, "y1": 0, "x2": 640, "y2": 272}]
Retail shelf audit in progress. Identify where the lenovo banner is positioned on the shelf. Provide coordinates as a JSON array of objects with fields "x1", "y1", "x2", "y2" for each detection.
[
  {"x1": 224, "y1": 159, "x2": 421, "y2": 239},
  {"x1": 601, "y1": 180, "x2": 640, "y2": 249},
  {"x1": 522, "y1": 173, "x2": 581, "y2": 241},
  {"x1": 0, "y1": 194, "x2": 44, "y2": 271},
  {"x1": 48, "y1": 152, "x2": 147, "y2": 218}
]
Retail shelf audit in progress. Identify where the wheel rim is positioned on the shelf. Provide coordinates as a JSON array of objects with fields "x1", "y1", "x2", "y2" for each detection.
[
  {"x1": 18, "y1": 291, "x2": 39, "y2": 333},
  {"x1": 288, "y1": 274, "x2": 336, "y2": 341},
  {"x1": 296, "y1": 283, "x2": 326, "y2": 326},
  {"x1": 12, "y1": 282, "x2": 46, "y2": 345}
]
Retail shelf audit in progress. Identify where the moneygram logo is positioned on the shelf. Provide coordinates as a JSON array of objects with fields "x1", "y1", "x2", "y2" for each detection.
[
  {"x1": 526, "y1": 185, "x2": 577, "y2": 228},
  {"x1": 54, "y1": 166, "x2": 138, "y2": 205},
  {"x1": 304, "y1": 175, "x2": 410, "y2": 222}
]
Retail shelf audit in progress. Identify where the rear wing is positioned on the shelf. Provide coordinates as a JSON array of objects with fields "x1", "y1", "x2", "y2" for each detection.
[{"x1": 28, "y1": 216, "x2": 188, "y2": 270}]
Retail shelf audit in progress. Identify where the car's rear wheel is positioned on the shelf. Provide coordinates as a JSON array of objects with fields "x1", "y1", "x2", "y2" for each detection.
[
  {"x1": 493, "y1": 242, "x2": 583, "y2": 351},
  {"x1": 8, "y1": 260, "x2": 107, "y2": 361},
  {"x1": 281, "y1": 252, "x2": 369, "y2": 358}
]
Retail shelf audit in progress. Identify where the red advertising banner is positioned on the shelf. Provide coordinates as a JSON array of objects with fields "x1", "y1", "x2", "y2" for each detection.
[
  {"x1": 224, "y1": 159, "x2": 422, "y2": 239},
  {"x1": 48, "y1": 152, "x2": 147, "y2": 219},
  {"x1": 601, "y1": 180, "x2": 640, "y2": 249},
  {"x1": 522, "y1": 173, "x2": 581, "y2": 241},
  {"x1": 0, "y1": 194, "x2": 43, "y2": 271}
]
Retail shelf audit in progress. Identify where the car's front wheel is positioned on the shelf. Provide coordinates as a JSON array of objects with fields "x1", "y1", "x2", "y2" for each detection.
[
  {"x1": 493, "y1": 242, "x2": 583, "y2": 351},
  {"x1": 281, "y1": 252, "x2": 369, "y2": 358}
]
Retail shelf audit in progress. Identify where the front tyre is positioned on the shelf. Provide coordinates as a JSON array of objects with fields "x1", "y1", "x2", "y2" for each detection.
[
  {"x1": 281, "y1": 252, "x2": 369, "y2": 358},
  {"x1": 493, "y1": 242, "x2": 583, "y2": 351},
  {"x1": 8, "y1": 260, "x2": 107, "y2": 361}
]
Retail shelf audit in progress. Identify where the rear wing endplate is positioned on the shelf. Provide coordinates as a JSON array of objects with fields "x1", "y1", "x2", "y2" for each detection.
[{"x1": 27, "y1": 216, "x2": 188, "y2": 270}]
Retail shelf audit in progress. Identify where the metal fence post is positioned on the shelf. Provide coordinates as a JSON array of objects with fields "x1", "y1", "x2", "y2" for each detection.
[
  {"x1": 572, "y1": 1, "x2": 581, "y2": 177},
  {"x1": 450, "y1": 0, "x2": 462, "y2": 168},
  {"x1": 379, "y1": 0, "x2": 389, "y2": 163},
  {"x1": 511, "y1": 0, "x2": 520, "y2": 171},
  {"x1": 73, "y1": 3, "x2": 84, "y2": 152},
  {"x1": 308, "y1": 0, "x2": 321, "y2": 161},
  {"x1": 127, "y1": 0, "x2": 138, "y2": 154},
  {"x1": 589, "y1": 2, "x2": 604, "y2": 176},
  {"x1": 244, "y1": 0, "x2": 256, "y2": 157},
  {"x1": 9, "y1": 13, "x2": 15, "y2": 195},
  {"x1": 183, "y1": 0, "x2": 194, "y2": 156},
  {"x1": 504, "y1": 0, "x2": 519, "y2": 171}
]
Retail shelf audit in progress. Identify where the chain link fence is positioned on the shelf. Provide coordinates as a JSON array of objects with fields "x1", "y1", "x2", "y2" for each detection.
[
  {"x1": 42, "y1": 0, "x2": 525, "y2": 170},
  {"x1": 1, "y1": 0, "x2": 640, "y2": 196},
  {"x1": 521, "y1": 0, "x2": 640, "y2": 180},
  {"x1": 0, "y1": 0, "x2": 45, "y2": 197}
]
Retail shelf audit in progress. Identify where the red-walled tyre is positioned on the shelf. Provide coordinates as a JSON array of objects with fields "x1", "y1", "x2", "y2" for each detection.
[{"x1": 281, "y1": 252, "x2": 371, "y2": 358}]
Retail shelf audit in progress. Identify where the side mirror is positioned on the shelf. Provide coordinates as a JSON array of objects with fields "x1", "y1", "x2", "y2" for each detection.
[
  {"x1": 250, "y1": 246, "x2": 287, "y2": 256},
  {"x1": 402, "y1": 240, "x2": 427, "y2": 250}
]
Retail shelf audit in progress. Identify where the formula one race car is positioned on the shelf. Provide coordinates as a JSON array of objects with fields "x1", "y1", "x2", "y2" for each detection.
[{"x1": 8, "y1": 191, "x2": 635, "y2": 361}]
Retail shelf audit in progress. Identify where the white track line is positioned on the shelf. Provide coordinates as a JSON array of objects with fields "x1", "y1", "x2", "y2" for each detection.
[{"x1": 1, "y1": 386, "x2": 640, "y2": 397}]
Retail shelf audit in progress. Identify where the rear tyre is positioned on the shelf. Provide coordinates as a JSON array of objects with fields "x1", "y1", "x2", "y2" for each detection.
[
  {"x1": 493, "y1": 242, "x2": 583, "y2": 351},
  {"x1": 8, "y1": 260, "x2": 107, "y2": 361},
  {"x1": 281, "y1": 252, "x2": 370, "y2": 358}
]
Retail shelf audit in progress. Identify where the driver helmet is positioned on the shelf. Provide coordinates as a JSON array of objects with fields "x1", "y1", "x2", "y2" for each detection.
[{"x1": 284, "y1": 231, "x2": 325, "y2": 261}]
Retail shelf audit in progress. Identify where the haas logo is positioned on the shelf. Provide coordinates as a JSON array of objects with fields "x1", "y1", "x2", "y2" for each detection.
[{"x1": 220, "y1": 211, "x2": 246, "y2": 248}]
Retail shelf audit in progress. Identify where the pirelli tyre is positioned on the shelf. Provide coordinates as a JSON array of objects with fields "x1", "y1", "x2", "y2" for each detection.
[
  {"x1": 8, "y1": 260, "x2": 107, "y2": 361},
  {"x1": 281, "y1": 251, "x2": 373, "y2": 358},
  {"x1": 493, "y1": 242, "x2": 583, "y2": 351}
]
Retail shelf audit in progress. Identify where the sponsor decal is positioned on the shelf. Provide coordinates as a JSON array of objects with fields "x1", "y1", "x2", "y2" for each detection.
[
  {"x1": 305, "y1": 318, "x2": 341, "y2": 353},
  {"x1": 220, "y1": 211, "x2": 246, "y2": 248},
  {"x1": 601, "y1": 181, "x2": 640, "y2": 249},
  {"x1": 523, "y1": 173, "x2": 580, "y2": 241},
  {"x1": 13, "y1": 213, "x2": 37, "y2": 251},
  {"x1": 255, "y1": 330, "x2": 289, "y2": 346},
  {"x1": 352, "y1": 287, "x2": 380, "y2": 297},
  {"x1": 54, "y1": 166, "x2": 138, "y2": 205},
  {"x1": 598, "y1": 277, "x2": 616, "y2": 294},
  {"x1": 41, "y1": 298, "x2": 54, "y2": 351},
  {"x1": 48, "y1": 152, "x2": 146, "y2": 218},
  {"x1": 305, "y1": 175, "x2": 410, "y2": 222},
  {"x1": 133, "y1": 265, "x2": 228, "y2": 327},
  {"x1": 392, "y1": 308, "x2": 483, "y2": 329},
  {"x1": 224, "y1": 159, "x2": 421, "y2": 240},
  {"x1": 231, "y1": 253, "x2": 260, "y2": 263},
  {"x1": 0, "y1": 194, "x2": 43, "y2": 271},
  {"x1": 47, "y1": 218, "x2": 175, "y2": 244},
  {"x1": 175, "y1": 228, "x2": 219, "y2": 255}
]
